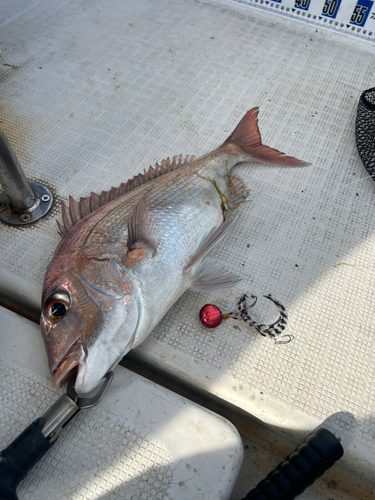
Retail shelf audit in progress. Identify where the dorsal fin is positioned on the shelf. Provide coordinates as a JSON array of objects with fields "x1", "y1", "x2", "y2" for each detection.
[{"x1": 57, "y1": 154, "x2": 195, "y2": 237}]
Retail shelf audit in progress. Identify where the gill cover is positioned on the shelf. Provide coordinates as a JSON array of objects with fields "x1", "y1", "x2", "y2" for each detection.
[{"x1": 41, "y1": 255, "x2": 139, "y2": 393}]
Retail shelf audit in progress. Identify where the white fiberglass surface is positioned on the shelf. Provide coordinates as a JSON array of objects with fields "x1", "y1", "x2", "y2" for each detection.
[
  {"x1": 0, "y1": 0, "x2": 375, "y2": 489},
  {"x1": 0, "y1": 306, "x2": 243, "y2": 500}
]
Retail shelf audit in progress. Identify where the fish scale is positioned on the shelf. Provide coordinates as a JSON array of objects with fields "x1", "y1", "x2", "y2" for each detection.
[{"x1": 83, "y1": 154, "x2": 228, "y2": 252}]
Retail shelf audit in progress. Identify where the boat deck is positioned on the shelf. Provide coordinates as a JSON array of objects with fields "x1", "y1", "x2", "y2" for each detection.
[{"x1": 1, "y1": 0, "x2": 375, "y2": 498}]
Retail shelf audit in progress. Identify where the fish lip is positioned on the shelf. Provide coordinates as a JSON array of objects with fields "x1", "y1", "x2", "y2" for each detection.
[{"x1": 52, "y1": 343, "x2": 87, "y2": 388}]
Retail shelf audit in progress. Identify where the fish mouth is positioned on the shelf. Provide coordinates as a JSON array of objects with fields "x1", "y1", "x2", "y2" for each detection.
[{"x1": 52, "y1": 343, "x2": 87, "y2": 388}]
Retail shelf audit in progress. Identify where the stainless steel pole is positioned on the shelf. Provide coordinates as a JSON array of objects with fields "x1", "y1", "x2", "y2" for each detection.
[
  {"x1": 0, "y1": 128, "x2": 53, "y2": 226},
  {"x1": 0, "y1": 129, "x2": 36, "y2": 211}
]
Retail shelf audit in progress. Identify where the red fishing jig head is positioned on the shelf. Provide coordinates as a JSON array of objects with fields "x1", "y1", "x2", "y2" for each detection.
[
  {"x1": 199, "y1": 294, "x2": 294, "y2": 345},
  {"x1": 199, "y1": 304, "x2": 223, "y2": 328}
]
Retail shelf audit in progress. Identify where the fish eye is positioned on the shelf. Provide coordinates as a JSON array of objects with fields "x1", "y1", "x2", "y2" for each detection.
[{"x1": 44, "y1": 291, "x2": 71, "y2": 321}]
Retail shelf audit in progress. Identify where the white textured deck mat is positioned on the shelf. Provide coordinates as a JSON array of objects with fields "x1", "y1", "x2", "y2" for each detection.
[
  {"x1": 0, "y1": 307, "x2": 242, "y2": 500},
  {"x1": 0, "y1": 0, "x2": 375, "y2": 484}
]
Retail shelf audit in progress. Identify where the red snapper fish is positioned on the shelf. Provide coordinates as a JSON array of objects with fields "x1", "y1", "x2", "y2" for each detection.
[{"x1": 40, "y1": 108, "x2": 309, "y2": 393}]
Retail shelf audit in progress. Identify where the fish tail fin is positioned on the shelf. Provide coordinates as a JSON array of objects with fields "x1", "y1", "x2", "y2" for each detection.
[{"x1": 223, "y1": 108, "x2": 310, "y2": 167}]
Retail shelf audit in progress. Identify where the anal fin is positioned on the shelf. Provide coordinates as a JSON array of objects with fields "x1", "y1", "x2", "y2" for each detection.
[
  {"x1": 185, "y1": 216, "x2": 238, "y2": 270},
  {"x1": 190, "y1": 258, "x2": 242, "y2": 292}
]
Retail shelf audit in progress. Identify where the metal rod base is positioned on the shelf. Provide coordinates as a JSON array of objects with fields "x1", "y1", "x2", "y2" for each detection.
[{"x1": 0, "y1": 183, "x2": 53, "y2": 226}]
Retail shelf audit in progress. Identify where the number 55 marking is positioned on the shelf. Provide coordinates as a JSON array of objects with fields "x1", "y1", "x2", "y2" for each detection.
[{"x1": 350, "y1": 0, "x2": 373, "y2": 26}]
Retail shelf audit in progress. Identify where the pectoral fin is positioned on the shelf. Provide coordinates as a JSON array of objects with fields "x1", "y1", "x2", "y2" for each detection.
[
  {"x1": 190, "y1": 258, "x2": 242, "y2": 292},
  {"x1": 123, "y1": 196, "x2": 157, "y2": 267},
  {"x1": 127, "y1": 196, "x2": 156, "y2": 252}
]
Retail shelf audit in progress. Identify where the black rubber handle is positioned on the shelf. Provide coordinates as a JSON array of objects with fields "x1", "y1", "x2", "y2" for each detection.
[
  {"x1": 0, "y1": 418, "x2": 54, "y2": 500},
  {"x1": 241, "y1": 427, "x2": 344, "y2": 500}
]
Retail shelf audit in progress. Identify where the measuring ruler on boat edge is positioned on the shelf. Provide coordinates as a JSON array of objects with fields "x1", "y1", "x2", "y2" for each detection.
[{"x1": 229, "y1": 0, "x2": 375, "y2": 43}]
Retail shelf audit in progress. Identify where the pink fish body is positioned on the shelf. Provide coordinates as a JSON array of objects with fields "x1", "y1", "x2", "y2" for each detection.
[{"x1": 40, "y1": 108, "x2": 309, "y2": 393}]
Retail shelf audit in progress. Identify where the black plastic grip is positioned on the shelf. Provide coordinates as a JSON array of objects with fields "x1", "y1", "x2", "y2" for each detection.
[
  {"x1": 0, "y1": 418, "x2": 54, "y2": 500},
  {"x1": 241, "y1": 428, "x2": 344, "y2": 500}
]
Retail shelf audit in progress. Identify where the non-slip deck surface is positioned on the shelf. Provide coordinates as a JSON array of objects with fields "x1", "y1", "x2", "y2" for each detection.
[{"x1": 1, "y1": 0, "x2": 375, "y2": 487}]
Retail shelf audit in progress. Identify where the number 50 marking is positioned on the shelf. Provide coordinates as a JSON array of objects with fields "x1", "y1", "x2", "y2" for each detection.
[{"x1": 321, "y1": 0, "x2": 342, "y2": 18}]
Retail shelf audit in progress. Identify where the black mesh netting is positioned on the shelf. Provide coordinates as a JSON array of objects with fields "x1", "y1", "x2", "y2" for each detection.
[{"x1": 356, "y1": 87, "x2": 375, "y2": 179}]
